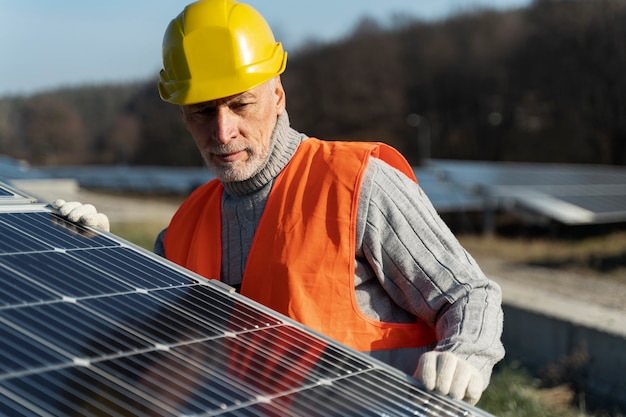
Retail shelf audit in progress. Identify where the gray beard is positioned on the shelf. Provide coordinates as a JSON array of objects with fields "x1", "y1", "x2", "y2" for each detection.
[{"x1": 202, "y1": 145, "x2": 269, "y2": 183}]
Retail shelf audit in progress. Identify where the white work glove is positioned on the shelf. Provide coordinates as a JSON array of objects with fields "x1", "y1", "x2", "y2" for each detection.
[
  {"x1": 51, "y1": 199, "x2": 110, "y2": 232},
  {"x1": 414, "y1": 351, "x2": 484, "y2": 405}
]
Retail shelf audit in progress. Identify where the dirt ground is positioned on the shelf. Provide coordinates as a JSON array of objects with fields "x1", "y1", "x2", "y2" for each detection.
[{"x1": 476, "y1": 256, "x2": 626, "y2": 313}]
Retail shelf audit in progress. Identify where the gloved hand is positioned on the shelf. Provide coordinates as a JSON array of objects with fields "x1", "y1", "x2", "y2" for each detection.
[
  {"x1": 51, "y1": 199, "x2": 110, "y2": 232},
  {"x1": 414, "y1": 351, "x2": 484, "y2": 405}
]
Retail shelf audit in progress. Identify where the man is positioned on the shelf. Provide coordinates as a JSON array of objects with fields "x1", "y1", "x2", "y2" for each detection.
[{"x1": 56, "y1": 0, "x2": 504, "y2": 405}]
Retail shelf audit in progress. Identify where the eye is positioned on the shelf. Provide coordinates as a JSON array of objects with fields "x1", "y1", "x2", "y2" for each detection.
[
  {"x1": 231, "y1": 102, "x2": 250, "y2": 111},
  {"x1": 194, "y1": 106, "x2": 216, "y2": 116}
]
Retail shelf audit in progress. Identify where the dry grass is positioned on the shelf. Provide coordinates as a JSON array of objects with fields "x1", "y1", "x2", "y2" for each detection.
[
  {"x1": 111, "y1": 221, "x2": 168, "y2": 251},
  {"x1": 458, "y1": 229, "x2": 626, "y2": 283},
  {"x1": 479, "y1": 363, "x2": 588, "y2": 417}
]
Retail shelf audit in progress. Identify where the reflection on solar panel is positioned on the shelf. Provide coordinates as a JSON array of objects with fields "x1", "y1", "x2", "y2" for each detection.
[{"x1": 0, "y1": 186, "x2": 493, "y2": 416}]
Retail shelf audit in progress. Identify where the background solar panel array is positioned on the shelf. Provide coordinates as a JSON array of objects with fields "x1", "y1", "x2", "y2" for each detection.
[
  {"x1": 412, "y1": 168, "x2": 485, "y2": 213},
  {"x1": 431, "y1": 160, "x2": 626, "y2": 224},
  {"x1": 0, "y1": 182, "x2": 492, "y2": 416},
  {"x1": 4, "y1": 154, "x2": 626, "y2": 226}
]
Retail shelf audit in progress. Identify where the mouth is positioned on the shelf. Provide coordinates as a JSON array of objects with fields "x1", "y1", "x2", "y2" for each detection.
[{"x1": 214, "y1": 150, "x2": 245, "y2": 163}]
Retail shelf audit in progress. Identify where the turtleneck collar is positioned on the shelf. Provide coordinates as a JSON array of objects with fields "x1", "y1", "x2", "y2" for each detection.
[{"x1": 221, "y1": 111, "x2": 307, "y2": 197}]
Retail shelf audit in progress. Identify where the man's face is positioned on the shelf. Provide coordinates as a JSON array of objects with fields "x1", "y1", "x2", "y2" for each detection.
[{"x1": 180, "y1": 78, "x2": 286, "y2": 182}]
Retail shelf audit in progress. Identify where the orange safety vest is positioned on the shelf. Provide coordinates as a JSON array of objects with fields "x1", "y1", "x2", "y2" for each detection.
[{"x1": 164, "y1": 139, "x2": 437, "y2": 352}]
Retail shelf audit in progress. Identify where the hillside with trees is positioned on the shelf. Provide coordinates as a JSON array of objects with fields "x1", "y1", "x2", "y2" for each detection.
[{"x1": 0, "y1": 0, "x2": 624, "y2": 167}]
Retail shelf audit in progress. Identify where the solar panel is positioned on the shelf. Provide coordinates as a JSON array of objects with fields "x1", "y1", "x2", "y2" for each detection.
[
  {"x1": 432, "y1": 160, "x2": 626, "y2": 225},
  {"x1": 491, "y1": 184, "x2": 626, "y2": 224},
  {"x1": 0, "y1": 182, "x2": 37, "y2": 205},
  {"x1": 413, "y1": 168, "x2": 485, "y2": 213},
  {"x1": 0, "y1": 185, "x2": 494, "y2": 416}
]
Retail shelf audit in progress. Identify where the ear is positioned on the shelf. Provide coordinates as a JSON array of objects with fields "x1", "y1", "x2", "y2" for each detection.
[{"x1": 274, "y1": 76, "x2": 286, "y2": 115}]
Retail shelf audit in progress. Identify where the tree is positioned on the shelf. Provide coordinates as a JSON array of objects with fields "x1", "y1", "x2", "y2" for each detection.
[
  {"x1": 16, "y1": 95, "x2": 88, "y2": 164},
  {"x1": 126, "y1": 81, "x2": 202, "y2": 167},
  {"x1": 284, "y1": 17, "x2": 408, "y2": 155}
]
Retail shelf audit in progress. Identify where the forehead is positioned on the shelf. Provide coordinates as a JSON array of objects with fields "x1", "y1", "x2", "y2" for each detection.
[{"x1": 187, "y1": 85, "x2": 266, "y2": 110}]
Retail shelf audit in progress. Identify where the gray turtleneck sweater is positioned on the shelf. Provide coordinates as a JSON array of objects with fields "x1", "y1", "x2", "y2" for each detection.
[{"x1": 155, "y1": 112, "x2": 504, "y2": 385}]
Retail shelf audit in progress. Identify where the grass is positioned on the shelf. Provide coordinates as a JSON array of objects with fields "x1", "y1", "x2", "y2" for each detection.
[
  {"x1": 111, "y1": 221, "x2": 168, "y2": 251},
  {"x1": 478, "y1": 362, "x2": 587, "y2": 417},
  {"x1": 458, "y1": 228, "x2": 626, "y2": 284}
]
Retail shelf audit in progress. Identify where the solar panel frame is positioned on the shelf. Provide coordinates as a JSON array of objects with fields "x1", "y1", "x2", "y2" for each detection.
[
  {"x1": 0, "y1": 192, "x2": 494, "y2": 416},
  {"x1": 0, "y1": 182, "x2": 37, "y2": 205}
]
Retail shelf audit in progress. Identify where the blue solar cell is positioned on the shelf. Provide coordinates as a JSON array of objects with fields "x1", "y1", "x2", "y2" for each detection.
[
  {"x1": 81, "y1": 289, "x2": 225, "y2": 345},
  {"x1": 0, "y1": 252, "x2": 134, "y2": 299},
  {"x1": 0, "y1": 302, "x2": 152, "y2": 358},
  {"x1": 0, "y1": 392, "x2": 43, "y2": 417},
  {"x1": 150, "y1": 285, "x2": 282, "y2": 332},
  {"x1": 1, "y1": 366, "x2": 170, "y2": 416},
  {"x1": 0, "y1": 264, "x2": 60, "y2": 307},
  {"x1": 0, "y1": 322, "x2": 69, "y2": 375},
  {"x1": 0, "y1": 221, "x2": 51, "y2": 254},
  {"x1": 70, "y1": 247, "x2": 196, "y2": 289},
  {"x1": 0, "y1": 212, "x2": 118, "y2": 252},
  {"x1": 94, "y1": 349, "x2": 258, "y2": 413}
]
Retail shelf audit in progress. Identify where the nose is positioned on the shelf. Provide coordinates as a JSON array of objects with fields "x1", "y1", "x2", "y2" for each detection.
[{"x1": 212, "y1": 107, "x2": 238, "y2": 144}]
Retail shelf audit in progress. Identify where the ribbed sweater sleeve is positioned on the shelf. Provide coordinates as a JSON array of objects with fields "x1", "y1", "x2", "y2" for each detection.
[{"x1": 355, "y1": 157, "x2": 505, "y2": 385}]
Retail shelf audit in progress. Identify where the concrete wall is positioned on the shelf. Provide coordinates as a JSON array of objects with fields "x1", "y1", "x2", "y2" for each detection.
[{"x1": 502, "y1": 303, "x2": 626, "y2": 413}]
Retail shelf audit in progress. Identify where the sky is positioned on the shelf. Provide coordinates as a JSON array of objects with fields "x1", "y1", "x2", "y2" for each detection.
[{"x1": 0, "y1": 0, "x2": 531, "y2": 97}]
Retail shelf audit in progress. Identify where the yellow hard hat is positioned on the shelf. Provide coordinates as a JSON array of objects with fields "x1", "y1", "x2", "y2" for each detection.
[{"x1": 158, "y1": 0, "x2": 287, "y2": 105}]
